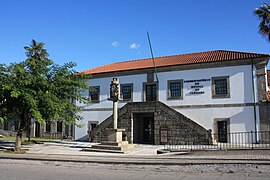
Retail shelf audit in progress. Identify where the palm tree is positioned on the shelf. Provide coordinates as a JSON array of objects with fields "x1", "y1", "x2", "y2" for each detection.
[
  {"x1": 24, "y1": 39, "x2": 49, "y2": 60},
  {"x1": 255, "y1": 3, "x2": 270, "y2": 42}
]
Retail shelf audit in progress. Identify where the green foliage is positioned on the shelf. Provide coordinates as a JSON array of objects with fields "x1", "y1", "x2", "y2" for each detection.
[
  {"x1": 0, "y1": 136, "x2": 61, "y2": 143},
  {"x1": 0, "y1": 39, "x2": 91, "y2": 127},
  {"x1": 254, "y1": 3, "x2": 270, "y2": 42},
  {"x1": 0, "y1": 117, "x2": 4, "y2": 124}
]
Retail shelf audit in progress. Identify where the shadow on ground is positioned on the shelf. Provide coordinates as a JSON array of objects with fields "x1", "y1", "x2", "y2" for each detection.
[{"x1": 0, "y1": 141, "x2": 15, "y2": 151}]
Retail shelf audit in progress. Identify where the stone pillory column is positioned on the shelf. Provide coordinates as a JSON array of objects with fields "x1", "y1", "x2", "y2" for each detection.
[
  {"x1": 107, "y1": 77, "x2": 124, "y2": 142},
  {"x1": 113, "y1": 101, "x2": 118, "y2": 129},
  {"x1": 109, "y1": 77, "x2": 120, "y2": 130},
  {"x1": 84, "y1": 78, "x2": 137, "y2": 153}
]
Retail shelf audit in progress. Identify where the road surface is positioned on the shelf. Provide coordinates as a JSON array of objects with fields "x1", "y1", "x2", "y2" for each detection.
[{"x1": 0, "y1": 159, "x2": 269, "y2": 180}]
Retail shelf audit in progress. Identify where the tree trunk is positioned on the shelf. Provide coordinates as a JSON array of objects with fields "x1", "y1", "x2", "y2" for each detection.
[
  {"x1": 14, "y1": 112, "x2": 28, "y2": 153},
  {"x1": 14, "y1": 130, "x2": 23, "y2": 152}
]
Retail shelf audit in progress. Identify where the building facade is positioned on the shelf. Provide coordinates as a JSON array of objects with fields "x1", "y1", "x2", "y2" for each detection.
[{"x1": 75, "y1": 50, "x2": 270, "y2": 144}]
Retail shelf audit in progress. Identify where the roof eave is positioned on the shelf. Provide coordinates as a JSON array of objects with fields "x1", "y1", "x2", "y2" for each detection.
[{"x1": 87, "y1": 57, "x2": 265, "y2": 79}]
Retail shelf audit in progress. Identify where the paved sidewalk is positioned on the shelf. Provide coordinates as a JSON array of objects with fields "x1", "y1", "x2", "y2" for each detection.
[{"x1": 1, "y1": 140, "x2": 270, "y2": 165}]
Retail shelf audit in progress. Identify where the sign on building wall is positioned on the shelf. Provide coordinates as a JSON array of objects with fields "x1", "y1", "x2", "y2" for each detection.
[
  {"x1": 160, "y1": 126, "x2": 168, "y2": 144},
  {"x1": 184, "y1": 78, "x2": 210, "y2": 95}
]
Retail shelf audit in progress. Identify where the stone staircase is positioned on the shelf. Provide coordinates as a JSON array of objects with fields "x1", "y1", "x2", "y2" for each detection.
[{"x1": 89, "y1": 101, "x2": 212, "y2": 145}]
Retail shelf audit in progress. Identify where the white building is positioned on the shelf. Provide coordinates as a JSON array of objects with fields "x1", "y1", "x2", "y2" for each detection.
[{"x1": 75, "y1": 50, "x2": 270, "y2": 145}]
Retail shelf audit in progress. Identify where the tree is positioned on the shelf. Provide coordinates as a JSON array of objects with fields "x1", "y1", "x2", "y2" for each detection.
[
  {"x1": 254, "y1": 3, "x2": 270, "y2": 42},
  {"x1": 0, "y1": 40, "x2": 90, "y2": 152}
]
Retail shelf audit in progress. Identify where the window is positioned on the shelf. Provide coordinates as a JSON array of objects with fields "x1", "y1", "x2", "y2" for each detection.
[
  {"x1": 168, "y1": 80, "x2": 183, "y2": 99},
  {"x1": 212, "y1": 77, "x2": 230, "y2": 98},
  {"x1": 91, "y1": 123, "x2": 97, "y2": 130},
  {"x1": 45, "y1": 122, "x2": 51, "y2": 132},
  {"x1": 4, "y1": 121, "x2": 8, "y2": 130},
  {"x1": 143, "y1": 82, "x2": 158, "y2": 102},
  {"x1": 120, "y1": 84, "x2": 133, "y2": 101},
  {"x1": 89, "y1": 86, "x2": 100, "y2": 102},
  {"x1": 88, "y1": 121, "x2": 99, "y2": 131},
  {"x1": 57, "y1": 121, "x2": 63, "y2": 133}
]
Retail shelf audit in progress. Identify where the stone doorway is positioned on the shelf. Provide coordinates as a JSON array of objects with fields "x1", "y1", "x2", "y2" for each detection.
[
  {"x1": 218, "y1": 121, "x2": 228, "y2": 143},
  {"x1": 214, "y1": 118, "x2": 230, "y2": 143},
  {"x1": 133, "y1": 113, "x2": 155, "y2": 144}
]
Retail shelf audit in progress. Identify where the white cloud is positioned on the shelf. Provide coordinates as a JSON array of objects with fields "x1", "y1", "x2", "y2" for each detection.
[
  {"x1": 112, "y1": 41, "x2": 120, "y2": 47},
  {"x1": 129, "y1": 43, "x2": 140, "y2": 49}
]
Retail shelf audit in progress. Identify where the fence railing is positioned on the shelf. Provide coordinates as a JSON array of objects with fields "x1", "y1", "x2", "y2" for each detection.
[{"x1": 164, "y1": 131, "x2": 270, "y2": 150}]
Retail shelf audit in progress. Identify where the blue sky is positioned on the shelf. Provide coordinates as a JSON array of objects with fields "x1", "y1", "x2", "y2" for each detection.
[{"x1": 0, "y1": 0, "x2": 270, "y2": 71}]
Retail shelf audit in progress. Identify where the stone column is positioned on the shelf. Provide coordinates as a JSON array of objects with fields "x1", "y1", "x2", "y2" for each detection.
[
  {"x1": 40, "y1": 123, "x2": 45, "y2": 138},
  {"x1": 255, "y1": 63, "x2": 269, "y2": 133},
  {"x1": 113, "y1": 101, "x2": 118, "y2": 129},
  {"x1": 109, "y1": 77, "x2": 120, "y2": 130},
  {"x1": 108, "y1": 77, "x2": 125, "y2": 143},
  {"x1": 30, "y1": 119, "x2": 35, "y2": 137},
  {"x1": 68, "y1": 125, "x2": 72, "y2": 138},
  {"x1": 256, "y1": 64, "x2": 267, "y2": 102}
]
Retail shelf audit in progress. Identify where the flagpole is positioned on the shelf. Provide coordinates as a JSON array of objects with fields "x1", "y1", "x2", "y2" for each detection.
[{"x1": 147, "y1": 31, "x2": 159, "y2": 83}]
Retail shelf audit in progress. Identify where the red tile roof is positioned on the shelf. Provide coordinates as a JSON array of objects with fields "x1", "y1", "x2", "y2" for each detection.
[{"x1": 82, "y1": 50, "x2": 269, "y2": 75}]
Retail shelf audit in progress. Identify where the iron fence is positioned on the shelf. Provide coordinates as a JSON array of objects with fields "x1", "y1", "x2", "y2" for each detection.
[{"x1": 164, "y1": 131, "x2": 270, "y2": 150}]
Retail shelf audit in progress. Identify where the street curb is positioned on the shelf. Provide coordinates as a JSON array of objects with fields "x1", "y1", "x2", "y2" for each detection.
[{"x1": 1, "y1": 154, "x2": 270, "y2": 165}]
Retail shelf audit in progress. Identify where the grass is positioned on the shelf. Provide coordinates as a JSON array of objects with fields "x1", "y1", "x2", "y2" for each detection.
[
  {"x1": 0, "y1": 136, "x2": 61, "y2": 144},
  {"x1": 0, "y1": 136, "x2": 16, "y2": 142},
  {"x1": 0, "y1": 136, "x2": 61, "y2": 154}
]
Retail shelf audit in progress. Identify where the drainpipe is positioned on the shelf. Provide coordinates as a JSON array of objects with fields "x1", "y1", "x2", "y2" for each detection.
[
  {"x1": 251, "y1": 59, "x2": 258, "y2": 143},
  {"x1": 130, "y1": 113, "x2": 133, "y2": 144}
]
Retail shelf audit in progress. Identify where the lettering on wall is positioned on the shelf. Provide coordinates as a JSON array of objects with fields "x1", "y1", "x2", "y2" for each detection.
[{"x1": 184, "y1": 79, "x2": 210, "y2": 95}]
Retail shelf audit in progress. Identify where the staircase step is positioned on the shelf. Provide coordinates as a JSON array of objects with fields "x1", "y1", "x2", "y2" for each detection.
[
  {"x1": 101, "y1": 141, "x2": 129, "y2": 146},
  {"x1": 82, "y1": 143, "x2": 138, "y2": 153},
  {"x1": 91, "y1": 144, "x2": 123, "y2": 151},
  {"x1": 82, "y1": 148, "x2": 125, "y2": 154}
]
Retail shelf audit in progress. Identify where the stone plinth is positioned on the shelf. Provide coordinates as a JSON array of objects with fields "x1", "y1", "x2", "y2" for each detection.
[
  {"x1": 83, "y1": 128, "x2": 137, "y2": 153},
  {"x1": 107, "y1": 128, "x2": 125, "y2": 142}
]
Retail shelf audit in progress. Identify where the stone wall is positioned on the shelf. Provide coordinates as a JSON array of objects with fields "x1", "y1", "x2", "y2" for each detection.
[
  {"x1": 90, "y1": 115, "x2": 114, "y2": 142},
  {"x1": 259, "y1": 102, "x2": 270, "y2": 143},
  {"x1": 153, "y1": 102, "x2": 212, "y2": 145}
]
